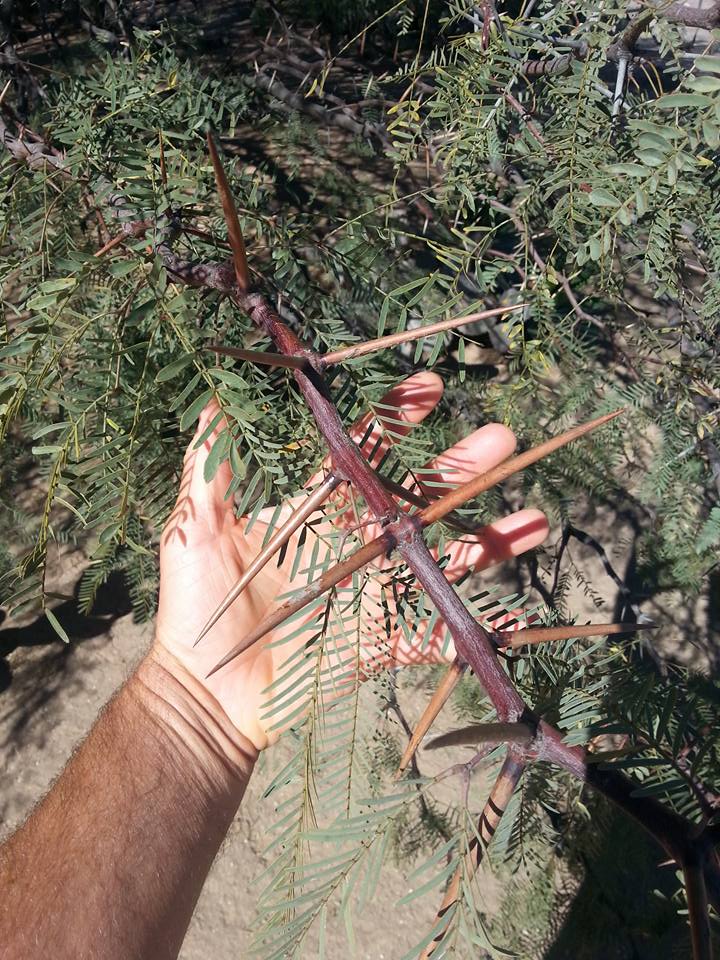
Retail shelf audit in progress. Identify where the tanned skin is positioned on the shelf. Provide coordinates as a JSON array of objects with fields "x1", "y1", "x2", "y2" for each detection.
[{"x1": 0, "y1": 373, "x2": 548, "y2": 960}]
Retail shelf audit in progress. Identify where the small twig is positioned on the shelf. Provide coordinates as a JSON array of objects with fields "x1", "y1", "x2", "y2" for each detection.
[
  {"x1": 158, "y1": 130, "x2": 167, "y2": 188},
  {"x1": 425, "y1": 722, "x2": 534, "y2": 751},
  {"x1": 494, "y1": 620, "x2": 656, "y2": 649},
  {"x1": 684, "y1": 857, "x2": 713, "y2": 960},
  {"x1": 207, "y1": 344, "x2": 311, "y2": 370},
  {"x1": 420, "y1": 752, "x2": 526, "y2": 958}
]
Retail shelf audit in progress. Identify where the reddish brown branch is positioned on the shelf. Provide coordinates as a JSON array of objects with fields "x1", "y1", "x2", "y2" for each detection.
[
  {"x1": 194, "y1": 157, "x2": 720, "y2": 952},
  {"x1": 665, "y1": 1, "x2": 720, "y2": 29}
]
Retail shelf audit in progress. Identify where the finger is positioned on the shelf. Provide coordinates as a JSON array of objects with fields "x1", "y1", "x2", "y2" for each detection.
[
  {"x1": 354, "y1": 511, "x2": 548, "y2": 670},
  {"x1": 415, "y1": 422, "x2": 516, "y2": 498},
  {"x1": 441, "y1": 508, "x2": 550, "y2": 582},
  {"x1": 306, "y1": 371, "x2": 444, "y2": 490},
  {"x1": 169, "y1": 401, "x2": 235, "y2": 532}
]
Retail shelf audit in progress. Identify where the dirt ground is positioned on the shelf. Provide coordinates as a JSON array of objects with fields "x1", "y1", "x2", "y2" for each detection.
[
  {"x1": 0, "y1": 546, "x2": 501, "y2": 959},
  {"x1": 0, "y1": 509, "x2": 715, "y2": 959}
]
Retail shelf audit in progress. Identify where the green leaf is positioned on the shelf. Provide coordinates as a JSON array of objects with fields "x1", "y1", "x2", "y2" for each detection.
[
  {"x1": 457, "y1": 336, "x2": 466, "y2": 383},
  {"x1": 606, "y1": 163, "x2": 647, "y2": 178},
  {"x1": 203, "y1": 430, "x2": 231, "y2": 483},
  {"x1": 229, "y1": 438, "x2": 247, "y2": 480},
  {"x1": 588, "y1": 188, "x2": 620, "y2": 208},
  {"x1": 32, "y1": 422, "x2": 69, "y2": 439},
  {"x1": 156, "y1": 353, "x2": 195, "y2": 382},
  {"x1": 31, "y1": 445, "x2": 64, "y2": 455},
  {"x1": 126, "y1": 299, "x2": 157, "y2": 325},
  {"x1": 180, "y1": 387, "x2": 213, "y2": 431},
  {"x1": 689, "y1": 75, "x2": 720, "y2": 93},
  {"x1": 654, "y1": 93, "x2": 711, "y2": 110},
  {"x1": 617, "y1": 205, "x2": 632, "y2": 227},
  {"x1": 377, "y1": 296, "x2": 390, "y2": 337},
  {"x1": 635, "y1": 148, "x2": 665, "y2": 167},
  {"x1": 46, "y1": 607, "x2": 71, "y2": 643},
  {"x1": 27, "y1": 293, "x2": 62, "y2": 311},
  {"x1": 39, "y1": 277, "x2": 77, "y2": 293},
  {"x1": 695, "y1": 56, "x2": 720, "y2": 75},
  {"x1": 635, "y1": 188, "x2": 649, "y2": 216},
  {"x1": 107, "y1": 259, "x2": 140, "y2": 277}
]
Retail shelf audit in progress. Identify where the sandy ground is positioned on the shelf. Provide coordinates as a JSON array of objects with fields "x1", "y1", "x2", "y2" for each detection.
[
  {"x1": 0, "y1": 547, "x2": 500, "y2": 959},
  {"x1": 0, "y1": 604, "x2": 443, "y2": 959},
  {"x1": 1, "y1": 509, "x2": 715, "y2": 959}
]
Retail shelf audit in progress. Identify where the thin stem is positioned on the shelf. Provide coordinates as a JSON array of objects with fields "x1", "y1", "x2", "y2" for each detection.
[
  {"x1": 683, "y1": 858, "x2": 713, "y2": 960},
  {"x1": 494, "y1": 620, "x2": 655, "y2": 648}
]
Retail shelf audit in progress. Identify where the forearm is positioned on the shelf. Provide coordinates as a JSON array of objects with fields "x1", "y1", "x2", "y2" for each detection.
[{"x1": 0, "y1": 644, "x2": 257, "y2": 960}]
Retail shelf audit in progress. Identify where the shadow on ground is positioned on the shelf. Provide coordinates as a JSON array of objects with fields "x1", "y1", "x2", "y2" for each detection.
[
  {"x1": 545, "y1": 807, "x2": 697, "y2": 960},
  {"x1": 0, "y1": 571, "x2": 133, "y2": 743}
]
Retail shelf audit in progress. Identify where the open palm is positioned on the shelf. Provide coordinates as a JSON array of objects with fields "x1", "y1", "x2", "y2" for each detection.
[{"x1": 155, "y1": 372, "x2": 548, "y2": 749}]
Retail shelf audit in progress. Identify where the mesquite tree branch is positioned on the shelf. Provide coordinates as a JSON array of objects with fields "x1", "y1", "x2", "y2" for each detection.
[
  {"x1": 199, "y1": 149, "x2": 720, "y2": 947},
  {"x1": 4, "y1": 110, "x2": 718, "y2": 960},
  {"x1": 203, "y1": 412, "x2": 620, "y2": 672}
]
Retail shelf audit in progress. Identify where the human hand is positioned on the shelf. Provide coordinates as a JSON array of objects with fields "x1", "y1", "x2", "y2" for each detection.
[{"x1": 153, "y1": 372, "x2": 548, "y2": 750}]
